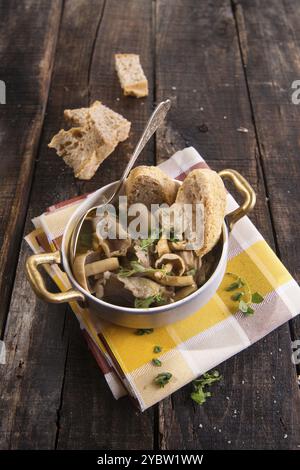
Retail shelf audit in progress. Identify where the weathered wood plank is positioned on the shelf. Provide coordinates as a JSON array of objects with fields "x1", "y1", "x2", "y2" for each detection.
[
  {"x1": 0, "y1": 243, "x2": 69, "y2": 449},
  {"x1": 155, "y1": 0, "x2": 300, "y2": 449},
  {"x1": 0, "y1": 0, "x2": 155, "y2": 450},
  {"x1": 232, "y1": 0, "x2": 300, "y2": 339},
  {"x1": 0, "y1": 0, "x2": 62, "y2": 335},
  {"x1": 55, "y1": 0, "x2": 156, "y2": 449}
]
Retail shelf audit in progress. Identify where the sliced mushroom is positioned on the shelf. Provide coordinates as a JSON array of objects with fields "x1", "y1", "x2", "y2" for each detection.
[
  {"x1": 94, "y1": 280, "x2": 104, "y2": 299},
  {"x1": 170, "y1": 240, "x2": 188, "y2": 251},
  {"x1": 156, "y1": 238, "x2": 170, "y2": 257},
  {"x1": 95, "y1": 217, "x2": 131, "y2": 257},
  {"x1": 174, "y1": 283, "x2": 198, "y2": 301},
  {"x1": 176, "y1": 251, "x2": 196, "y2": 271},
  {"x1": 133, "y1": 242, "x2": 151, "y2": 268},
  {"x1": 85, "y1": 257, "x2": 119, "y2": 277},
  {"x1": 155, "y1": 253, "x2": 185, "y2": 276},
  {"x1": 72, "y1": 250, "x2": 102, "y2": 291},
  {"x1": 102, "y1": 274, "x2": 172, "y2": 307},
  {"x1": 119, "y1": 276, "x2": 164, "y2": 299},
  {"x1": 154, "y1": 274, "x2": 194, "y2": 287}
]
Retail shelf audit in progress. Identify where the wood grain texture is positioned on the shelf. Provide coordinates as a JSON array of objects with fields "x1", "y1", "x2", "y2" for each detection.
[
  {"x1": 0, "y1": 243, "x2": 69, "y2": 449},
  {"x1": 232, "y1": 0, "x2": 300, "y2": 339},
  {"x1": 1, "y1": 0, "x2": 300, "y2": 451},
  {"x1": 0, "y1": 0, "x2": 62, "y2": 335},
  {"x1": 0, "y1": 0, "x2": 155, "y2": 450},
  {"x1": 155, "y1": 0, "x2": 300, "y2": 449},
  {"x1": 55, "y1": 0, "x2": 155, "y2": 450}
]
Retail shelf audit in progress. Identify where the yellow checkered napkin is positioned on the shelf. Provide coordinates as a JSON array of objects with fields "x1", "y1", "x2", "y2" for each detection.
[{"x1": 25, "y1": 148, "x2": 300, "y2": 411}]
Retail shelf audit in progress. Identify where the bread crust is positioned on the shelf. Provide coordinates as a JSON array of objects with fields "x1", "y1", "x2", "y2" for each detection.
[
  {"x1": 175, "y1": 169, "x2": 226, "y2": 256},
  {"x1": 125, "y1": 166, "x2": 178, "y2": 209},
  {"x1": 49, "y1": 101, "x2": 130, "y2": 180}
]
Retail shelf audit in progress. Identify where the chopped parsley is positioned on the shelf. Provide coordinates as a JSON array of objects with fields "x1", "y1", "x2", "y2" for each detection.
[
  {"x1": 252, "y1": 292, "x2": 264, "y2": 303},
  {"x1": 225, "y1": 278, "x2": 245, "y2": 291},
  {"x1": 152, "y1": 358, "x2": 162, "y2": 367},
  {"x1": 239, "y1": 300, "x2": 254, "y2": 315},
  {"x1": 154, "y1": 372, "x2": 172, "y2": 388},
  {"x1": 191, "y1": 370, "x2": 222, "y2": 405},
  {"x1": 118, "y1": 261, "x2": 169, "y2": 278},
  {"x1": 134, "y1": 294, "x2": 166, "y2": 309},
  {"x1": 135, "y1": 328, "x2": 154, "y2": 336},
  {"x1": 224, "y1": 273, "x2": 264, "y2": 316},
  {"x1": 231, "y1": 292, "x2": 244, "y2": 301},
  {"x1": 153, "y1": 345, "x2": 162, "y2": 354}
]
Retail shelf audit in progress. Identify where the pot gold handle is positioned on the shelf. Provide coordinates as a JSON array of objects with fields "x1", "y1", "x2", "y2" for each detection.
[
  {"x1": 219, "y1": 169, "x2": 256, "y2": 231},
  {"x1": 26, "y1": 250, "x2": 85, "y2": 304}
]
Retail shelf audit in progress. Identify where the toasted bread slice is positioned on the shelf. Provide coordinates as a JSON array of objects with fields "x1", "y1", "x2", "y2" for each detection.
[
  {"x1": 125, "y1": 166, "x2": 178, "y2": 209},
  {"x1": 115, "y1": 54, "x2": 148, "y2": 98},
  {"x1": 175, "y1": 169, "x2": 227, "y2": 256}
]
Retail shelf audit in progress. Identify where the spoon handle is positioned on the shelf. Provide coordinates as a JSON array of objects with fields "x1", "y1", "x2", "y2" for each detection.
[{"x1": 111, "y1": 99, "x2": 171, "y2": 201}]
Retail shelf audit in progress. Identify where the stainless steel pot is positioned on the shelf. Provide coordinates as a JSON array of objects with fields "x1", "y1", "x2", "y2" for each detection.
[{"x1": 26, "y1": 169, "x2": 256, "y2": 328}]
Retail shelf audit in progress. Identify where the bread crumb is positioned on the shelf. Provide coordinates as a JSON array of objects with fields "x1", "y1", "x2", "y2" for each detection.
[{"x1": 237, "y1": 126, "x2": 248, "y2": 133}]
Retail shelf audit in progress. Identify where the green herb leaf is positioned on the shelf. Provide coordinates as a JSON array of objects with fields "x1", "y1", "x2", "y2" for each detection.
[
  {"x1": 191, "y1": 389, "x2": 211, "y2": 405},
  {"x1": 231, "y1": 291, "x2": 244, "y2": 301},
  {"x1": 134, "y1": 294, "x2": 166, "y2": 309},
  {"x1": 135, "y1": 328, "x2": 154, "y2": 336},
  {"x1": 152, "y1": 358, "x2": 162, "y2": 367},
  {"x1": 239, "y1": 300, "x2": 254, "y2": 315},
  {"x1": 154, "y1": 372, "x2": 172, "y2": 388},
  {"x1": 135, "y1": 297, "x2": 156, "y2": 309},
  {"x1": 118, "y1": 261, "x2": 169, "y2": 278},
  {"x1": 252, "y1": 292, "x2": 264, "y2": 304},
  {"x1": 153, "y1": 345, "x2": 162, "y2": 353},
  {"x1": 191, "y1": 370, "x2": 221, "y2": 406},
  {"x1": 225, "y1": 277, "x2": 245, "y2": 291},
  {"x1": 245, "y1": 305, "x2": 254, "y2": 315}
]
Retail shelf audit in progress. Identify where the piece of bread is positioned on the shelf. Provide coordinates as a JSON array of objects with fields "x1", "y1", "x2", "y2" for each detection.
[
  {"x1": 115, "y1": 54, "x2": 148, "y2": 98},
  {"x1": 175, "y1": 169, "x2": 227, "y2": 256},
  {"x1": 64, "y1": 101, "x2": 130, "y2": 143},
  {"x1": 125, "y1": 166, "x2": 178, "y2": 209},
  {"x1": 49, "y1": 101, "x2": 131, "y2": 180}
]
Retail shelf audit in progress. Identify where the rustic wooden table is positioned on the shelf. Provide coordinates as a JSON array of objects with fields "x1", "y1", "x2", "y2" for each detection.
[{"x1": 0, "y1": 0, "x2": 300, "y2": 450}]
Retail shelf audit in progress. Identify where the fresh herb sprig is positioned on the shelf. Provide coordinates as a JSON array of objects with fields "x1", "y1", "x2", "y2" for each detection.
[
  {"x1": 224, "y1": 272, "x2": 264, "y2": 316},
  {"x1": 154, "y1": 372, "x2": 172, "y2": 388},
  {"x1": 135, "y1": 328, "x2": 154, "y2": 336},
  {"x1": 134, "y1": 294, "x2": 166, "y2": 309},
  {"x1": 118, "y1": 261, "x2": 169, "y2": 278},
  {"x1": 191, "y1": 370, "x2": 222, "y2": 405},
  {"x1": 152, "y1": 358, "x2": 162, "y2": 367}
]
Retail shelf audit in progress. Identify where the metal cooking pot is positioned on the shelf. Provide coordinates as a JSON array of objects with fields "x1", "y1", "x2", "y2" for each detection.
[{"x1": 26, "y1": 169, "x2": 256, "y2": 328}]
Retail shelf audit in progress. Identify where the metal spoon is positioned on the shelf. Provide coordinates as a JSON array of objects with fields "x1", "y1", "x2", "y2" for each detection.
[{"x1": 69, "y1": 99, "x2": 171, "y2": 263}]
